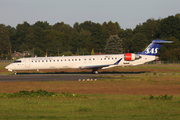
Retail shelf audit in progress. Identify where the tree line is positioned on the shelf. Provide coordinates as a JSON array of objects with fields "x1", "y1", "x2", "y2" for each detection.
[{"x1": 0, "y1": 13, "x2": 180, "y2": 61}]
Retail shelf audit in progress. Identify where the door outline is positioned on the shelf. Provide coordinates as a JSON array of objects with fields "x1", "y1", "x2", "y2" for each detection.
[
  {"x1": 89, "y1": 58, "x2": 92, "y2": 63},
  {"x1": 84, "y1": 58, "x2": 87, "y2": 64},
  {"x1": 25, "y1": 58, "x2": 30, "y2": 68}
]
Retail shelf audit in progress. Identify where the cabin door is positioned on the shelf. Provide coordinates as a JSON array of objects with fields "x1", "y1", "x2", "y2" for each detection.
[
  {"x1": 88, "y1": 58, "x2": 92, "y2": 63},
  {"x1": 25, "y1": 58, "x2": 30, "y2": 68}
]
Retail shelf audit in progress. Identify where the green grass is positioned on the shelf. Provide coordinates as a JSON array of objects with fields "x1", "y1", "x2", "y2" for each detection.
[
  {"x1": 117, "y1": 64, "x2": 180, "y2": 70},
  {"x1": 0, "y1": 89, "x2": 87, "y2": 98},
  {"x1": 0, "y1": 64, "x2": 180, "y2": 119},
  {"x1": 0, "y1": 94, "x2": 180, "y2": 119}
]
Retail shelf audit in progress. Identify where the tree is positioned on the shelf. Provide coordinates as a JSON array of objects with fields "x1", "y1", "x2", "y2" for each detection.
[
  {"x1": 78, "y1": 21, "x2": 95, "y2": 32},
  {"x1": 78, "y1": 29, "x2": 91, "y2": 48},
  {"x1": 73, "y1": 22, "x2": 80, "y2": 33},
  {"x1": 33, "y1": 21, "x2": 50, "y2": 30},
  {"x1": 160, "y1": 48, "x2": 180, "y2": 61},
  {"x1": 90, "y1": 23, "x2": 104, "y2": 52},
  {"x1": 156, "y1": 15, "x2": 180, "y2": 40},
  {"x1": 108, "y1": 21, "x2": 118, "y2": 35},
  {"x1": 60, "y1": 52, "x2": 73, "y2": 56},
  {"x1": 157, "y1": 36, "x2": 180, "y2": 59},
  {"x1": 91, "y1": 49, "x2": 95, "y2": 55},
  {"x1": 1, "y1": 17, "x2": 179, "y2": 61},
  {"x1": 6, "y1": 25, "x2": 16, "y2": 54},
  {"x1": 104, "y1": 34, "x2": 123, "y2": 54},
  {"x1": 34, "y1": 47, "x2": 45, "y2": 57},
  {"x1": 130, "y1": 33, "x2": 148, "y2": 53},
  {"x1": 114, "y1": 22, "x2": 121, "y2": 31},
  {"x1": 133, "y1": 18, "x2": 161, "y2": 42},
  {"x1": 42, "y1": 29, "x2": 64, "y2": 56},
  {"x1": 121, "y1": 28, "x2": 133, "y2": 53},
  {"x1": 16, "y1": 21, "x2": 31, "y2": 42},
  {"x1": 0, "y1": 24, "x2": 11, "y2": 58},
  {"x1": 79, "y1": 48, "x2": 90, "y2": 55}
]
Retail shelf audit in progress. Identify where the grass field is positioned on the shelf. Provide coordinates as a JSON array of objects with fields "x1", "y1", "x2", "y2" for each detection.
[
  {"x1": 0, "y1": 63, "x2": 180, "y2": 119},
  {"x1": 1, "y1": 95, "x2": 180, "y2": 119}
]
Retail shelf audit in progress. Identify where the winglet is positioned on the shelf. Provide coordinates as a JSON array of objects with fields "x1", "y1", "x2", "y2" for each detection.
[{"x1": 114, "y1": 58, "x2": 122, "y2": 65}]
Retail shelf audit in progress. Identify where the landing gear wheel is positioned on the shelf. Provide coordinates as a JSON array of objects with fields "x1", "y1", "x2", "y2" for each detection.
[
  {"x1": 92, "y1": 70, "x2": 98, "y2": 74},
  {"x1": 14, "y1": 71, "x2": 17, "y2": 75},
  {"x1": 94, "y1": 70, "x2": 98, "y2": 74}
]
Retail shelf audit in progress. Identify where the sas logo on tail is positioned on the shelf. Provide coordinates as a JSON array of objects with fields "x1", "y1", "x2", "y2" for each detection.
[{"x1": 145, "y1": 48, "x2": 158, "y2": 54}]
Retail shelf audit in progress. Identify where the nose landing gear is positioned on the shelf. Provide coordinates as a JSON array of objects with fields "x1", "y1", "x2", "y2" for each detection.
[{"x1": 14, "y1": 71, "x2": 17, "y2": 75}]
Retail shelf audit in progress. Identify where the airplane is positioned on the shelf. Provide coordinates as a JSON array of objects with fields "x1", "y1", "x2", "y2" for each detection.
[{"x1": 5, "y1": 39, "x2": 172, "y2": 74}]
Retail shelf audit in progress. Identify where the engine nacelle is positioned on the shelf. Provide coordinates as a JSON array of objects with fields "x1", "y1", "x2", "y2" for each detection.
[
  {"x1": 124, "y1": 53, "x2": 135, "y2": 61},
  {"x1": 124, "y1": 53, "x2": 141, "y2": 61}
]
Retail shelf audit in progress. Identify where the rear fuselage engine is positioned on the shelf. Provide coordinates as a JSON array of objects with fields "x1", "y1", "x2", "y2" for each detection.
[{"x1": 124, "y1": 53, "x2": 141, "y2": 61}]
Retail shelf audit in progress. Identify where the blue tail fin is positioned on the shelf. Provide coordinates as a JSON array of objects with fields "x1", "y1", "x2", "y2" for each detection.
[{"x1": 137, "y1": 39, "x2": 173, "y2": 56}]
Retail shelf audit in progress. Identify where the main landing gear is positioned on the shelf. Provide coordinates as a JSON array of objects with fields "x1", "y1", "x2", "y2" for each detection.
[
  {"x1": 92, "y1": 70, "x2": 99, "y2": 74},
  {"x1": 14, "y1": 71, "x2": 17, "y2": 75}
]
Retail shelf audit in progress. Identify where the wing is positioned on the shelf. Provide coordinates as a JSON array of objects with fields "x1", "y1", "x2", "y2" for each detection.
[{"x1": 79, "y1": 58, "x2": 122, "y2": 70}]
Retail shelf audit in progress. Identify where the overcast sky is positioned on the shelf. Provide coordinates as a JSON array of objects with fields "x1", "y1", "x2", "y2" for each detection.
[{"x1": 0, "y1": 0, "x2": 180, "y2": 29}]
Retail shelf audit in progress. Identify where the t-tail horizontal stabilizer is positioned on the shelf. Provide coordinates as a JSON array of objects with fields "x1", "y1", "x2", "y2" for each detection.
[{"x1": 137, "y1": 39, "x2": 173, "y2": 56}]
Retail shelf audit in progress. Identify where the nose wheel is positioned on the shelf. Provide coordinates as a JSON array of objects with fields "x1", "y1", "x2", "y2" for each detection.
[{"x1": 14, "y1": 71, "x2": 17, "y2": 75}]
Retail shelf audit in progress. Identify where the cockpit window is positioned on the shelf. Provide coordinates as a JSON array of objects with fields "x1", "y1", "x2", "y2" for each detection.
[{"x1": 13, "y1": 60, "x2": 21, "y2": 63}]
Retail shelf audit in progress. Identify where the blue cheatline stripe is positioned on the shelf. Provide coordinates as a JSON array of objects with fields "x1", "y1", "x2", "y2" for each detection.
[{"x1": 114, "y1": 58, "x2": 122, "y2": 65}]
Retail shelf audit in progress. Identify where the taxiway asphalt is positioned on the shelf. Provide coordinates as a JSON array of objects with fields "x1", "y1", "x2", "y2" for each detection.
[{"x1": 0, "y1": 74, "x2": 100, "y2": 82}]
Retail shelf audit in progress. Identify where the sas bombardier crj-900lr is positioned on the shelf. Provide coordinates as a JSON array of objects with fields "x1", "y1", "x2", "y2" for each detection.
[{"x1": 5, "y1": 39, "x2": 172, "y2": 74}]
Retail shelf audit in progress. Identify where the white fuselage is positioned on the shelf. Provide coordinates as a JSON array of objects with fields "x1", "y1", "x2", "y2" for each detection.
[{"x1": 5, "y1": 54, "x2": 155, "y2": 72}]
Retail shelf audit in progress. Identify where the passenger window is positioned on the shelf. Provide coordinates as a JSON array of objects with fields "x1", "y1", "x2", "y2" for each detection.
[
  {"x1": 104, "y1": 58, "x2": 106, "y2": 60},
  {"x1": 57, "y1": 60, "x2": 59, "y2": 62},
  {"x1": 42, "y1": 60, "x2": 44, "y2": 62},
  {"x1": 46, "y1": 60, "x2": 48, "y2": 62},
  {"x1": 53, "y1": 60, "x2": 55, "y2": 62}
]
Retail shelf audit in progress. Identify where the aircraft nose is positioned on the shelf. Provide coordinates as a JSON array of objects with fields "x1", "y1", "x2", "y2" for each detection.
[
  {"x1": 5, "y1": 66, "x2": 8, "y2": 69},
  {"x1": 5, "y1": 65, "x2": 13, "y2": 71}
]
